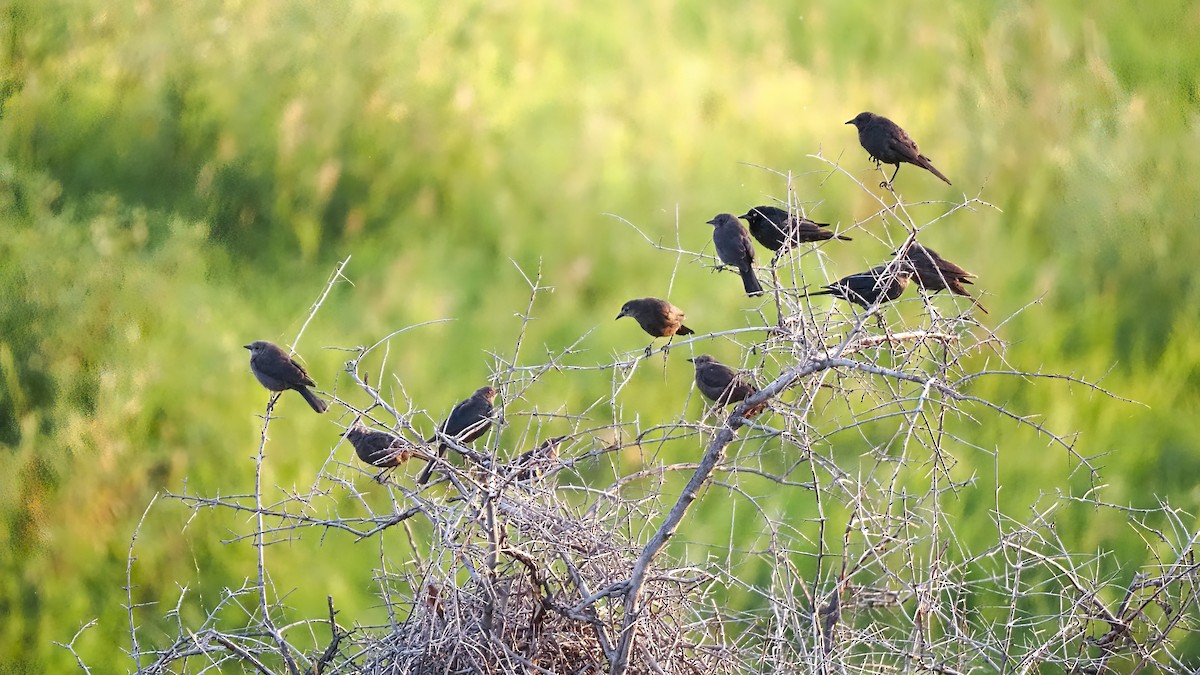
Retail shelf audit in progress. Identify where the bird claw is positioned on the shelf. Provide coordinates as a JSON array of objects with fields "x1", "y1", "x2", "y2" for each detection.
[
  {"x1": 644, "y1": 345, "x2": 654, "y2": 359},
  {"x1": 879, "y1": 180, "x2": 893, "y2": 190}
]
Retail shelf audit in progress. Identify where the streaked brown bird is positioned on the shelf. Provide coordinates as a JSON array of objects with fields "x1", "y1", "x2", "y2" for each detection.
[
  {"x1": 244, "y1": 340, "x2": 327, "y2": 413},
  {"x1": 738, "y1": 205, "x2": 851, "y2": 252},
  {"x1": 846, "y1": 111, "x2": 951, "y2": 187},
  {"x1": 707, "y1": 213, "x2": 764, "y2": 297},
  {"x1": 895, "y1": 242, "x2": 988, "y2": 314},
  {"x1": 345, "y1": 425, "x2": 412, "y2": 468},
  {"x1": 617, "y1": 297, "x2": 694, "y2": 356},
  {"x1": 687, "y1": 355, "x2": 757, "y2": 407},
  {"x1": 416, "y1": 385, "x2": 498, "y2": 485},
  {"x1": 511, "y1": 435, "x2": 565, "y2": 482},
  {"x1": 804, "y1": 264, "x2": 912, "y2": 308}
]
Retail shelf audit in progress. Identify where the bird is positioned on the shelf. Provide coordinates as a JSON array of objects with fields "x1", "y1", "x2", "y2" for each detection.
[
  {"x1": 687, "y1": 355, "x2": 757, "y2": 407},
  {"x1": 416, "y1": 385, "x2": 498, "y2": 485},
  {"x1": 511, "y1": 435, "x2": 565, "y2": 482},
  {"x1": 616, "y1": 297, "x2": 694, "y2": 356},
  {"x1": 804, "y1": 264, "x2": 912, "y2": 309},
  {"x1": 894, "y1": 242, "x2": 988, "y2": 314},
  {"x1": 738, "y1": 205, "x2": 851, "y2": 252},
  {"x1": 707, "y1": 213, "x2": 764, "y2": 297},
  {"x1": 344, "y1": 424, "x2": 412, "y2": 469},
  {"x1": 846, "y1": 111, "x2": 951, "y2": 187},
  {"x1": 243, "y1": 340, "x2": 327, "y2": 413}
]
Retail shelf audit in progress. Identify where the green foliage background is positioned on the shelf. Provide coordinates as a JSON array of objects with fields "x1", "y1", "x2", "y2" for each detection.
[{"x1": 2, "y1": 0, "x2": 1198, "y2": 669}]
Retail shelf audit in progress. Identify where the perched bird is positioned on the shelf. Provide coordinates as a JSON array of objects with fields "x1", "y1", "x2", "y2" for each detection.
[
  {"x1": 687, "y1": 355, "x2": 756, "y2": 407},
  {"x1": 846, "y1": 111, "x2": 951, "y2": 187},
  {"x1": 707, "y1": 213, "x2": 764, "y2": 297},
  {"x1": 617, "y1": 297, "x2": 694, "y2": 356},
  {"x1": 243, "y1": 340, "x2": 327, "y2": 413},
  {"x1": 805, "y1": 264, "x2": 912, "y2": 308},
  {"x1": 345, "y1": 425, "x2": 412, "y2": 469},
  {"x1": 511, "y1": 435, "x2": 565, "y2": 482},
  {"x1": 416, "y1": 385, "x2": 498, "y2": 485},
  {"x1": 738, "y1": 205, "x2": 851, "y2": 252},
  {"x1": 895, "y1": 242, "x2": 988, "y2": 314}
]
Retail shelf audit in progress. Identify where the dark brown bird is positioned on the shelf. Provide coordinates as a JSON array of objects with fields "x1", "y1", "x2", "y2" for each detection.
[
  {"x1": 687, "y1": 355, "x2": 756, "y2": 407},
  {"x1": 511, "y1": 435, "x2": 565, "y2": 482},
  {"x1": 345, "y1": 425, "x2": 412, "y2": 468},
  {"x1": 738, "y1": 205, "x2": 851, "y2": 252},
  {"x1": 804, "y1": 264, "x2": 912, "y2": 308},
  {"x1": 617, "y1": 297, "x2": 694, "y2": 355},
  {"x1": 846, "y1": 111, "x2": 951, "y2": 186},
  {"x1": 895, "y1": 242, "x2": 988, "y2": 314},
  {"x1": 244, "y1": 340, "x2": 327, "y2": 413},
  {"x1": 416, "y1": 385, "x2": 498, "y2": 485},
  {"x1": 707, "y1": 213, "x2": 764, "y2": 297}
]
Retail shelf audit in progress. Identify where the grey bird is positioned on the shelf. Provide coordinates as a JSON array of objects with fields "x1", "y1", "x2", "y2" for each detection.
[
  {"x1": 345, "y1": 425, "x2": 412, "y2": 468},
  {"x1": 687, "y1": 355, "x2": 757, "y2": 407},
  {"x1": 416, "y1": 385, "x2": 498, "y2": 485},
  {"x1": 617, "y1": 297, "x2": 694, "y2": 356},
  {"x1": 244, "y1": 340, "x2": 327, "y2": 413},
  {"x1": 804, "y1": 265, "x2": 912, "y2": 308},
  {"x1": 738, "y1": 205, "x2": 851, "y2": 252},
  {"x1": 511, "y1": 435, "x2": 566, "y2": 482},
  {"x1": 707, "y1": 213, "x2": 764, "y2": 297},
  {"x1": 846, "y1": 111, "x2": 951, "y2": 187},
  {"x1": 894, "y1": 242, "x2": 988, "y2": 314}
]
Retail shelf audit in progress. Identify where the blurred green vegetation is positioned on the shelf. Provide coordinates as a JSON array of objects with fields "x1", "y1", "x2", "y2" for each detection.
[{"x1": 2, "y1": 0, "x2": 1199, "y2": 669}]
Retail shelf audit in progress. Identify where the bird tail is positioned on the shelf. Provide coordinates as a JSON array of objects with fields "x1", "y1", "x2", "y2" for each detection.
[
  {"x1": 740, "y1": 267, "x2": 764, "y2": 297},
  {"x1": 948, "y1": 283, "x2": 989, "y2": 314},
  {"x1": 297, "y1": 386, "x2": 328, "y2": 413},
  {"x1": 917, "y1": 154, "x2": 952, "y2": 185},
  {"x1": 803, "y1": 290, "x2": 835, "y2": 298},
  {"x1": 677, "y1": 324, "x2": 695, "y2": 336},
  {"x1": 835, "y1": 233, "x2": 853, "y2": 242}
]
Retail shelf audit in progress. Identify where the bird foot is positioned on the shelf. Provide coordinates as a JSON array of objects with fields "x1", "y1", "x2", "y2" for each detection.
[
  {"x1": 879, "y1": 180, "x2": 894, "y2": 191},
  {"x1": 644, "y1": 344, "x2": 654, "y2": 359}
]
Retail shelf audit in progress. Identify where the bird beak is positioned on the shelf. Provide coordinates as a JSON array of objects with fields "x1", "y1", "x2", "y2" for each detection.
[
  {"x1": 705, "y1": 218, "x2": 717, "y2": 225},
  {"x1": 845, "y1": 119, "x2": 854, "y2": 125},
  {"x1": 737, "y1": 213, "x2": 751, "y2": 220},
  {"x1": 615, "y1": 311, "x2": 625, "y2": 320},
  {"x1": 243, "y1": 344, "x2": 252, "y2": 350},
  {"x1": 686, "y1": 357, "x2": 695, "y2": 363}
]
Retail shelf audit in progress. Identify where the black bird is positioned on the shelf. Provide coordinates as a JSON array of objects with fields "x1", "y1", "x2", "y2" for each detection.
[
  {"x1": 707, "y1": 213, "x2": 764, "y2": 297},
  {"x1": 805, "y1": 264, "x2": 912, "y2": 308},
  {"x1": 738, "y1": 205, "x2": 851, "y2": 252},
  {"x1": 617, "y1": 297, "x2": 694, "y2": 355},
  {"x1": 687, "y1": 355, "x2": 756, "y2": 407},
  {"x1": 345, "y1": 425, "x2": 412, "y2": 468},
  {"x1": 416, "y1": 385, "x2": 498, "y2": 485},
  {"x1": 846, "y1": 111, "x2": 951, "y2": 187},
  {"x1": 244, "y1": 340, "x2": 327, "y2": 413},
  {"x1": 511, "y1": 435, "x2": 565, "y2": 482},
  {"x1": 895, "y1": 242, "x2": 988, "y2": 314}
]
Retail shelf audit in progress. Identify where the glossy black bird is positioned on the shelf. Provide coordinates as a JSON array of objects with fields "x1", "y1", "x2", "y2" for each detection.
[
  {"x1": 416, "y1": 385, "x2": 498, "y2": 485},
  {"x1": 707, "y1": 213, "x2": 764, "y2": 297},
  {"x1": 895, "y1": 242, "x2": 988, "y2": 314},
  {"x1": 805, "y1": 264, "x2": 912, "y2": 308},
  {"x1": 687, "y1": 355, "x2": 756, "y2": 407},
  {"x1": 738, "y1": 205, "x2": 851, "y2": 252},
  {"x1": 617, "y1": 297, "x2": 694, "y2": 356},
  {"x1": 846, "y1": 112, "x2": 951, "y2": 186},
  {"x1": 244, "y1": 340, "x2": 327, "y2": 413},
  {"x1": 511, "y1": 435, "x2": 565, "y2": 482},
  {"x1": 345, "y1": 425, "x2": 412, "y2": 468}
]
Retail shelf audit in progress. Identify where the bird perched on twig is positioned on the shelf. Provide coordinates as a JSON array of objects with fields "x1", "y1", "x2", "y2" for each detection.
[
  {"x1": 846, "y1": 111, "x2": 951, "y2": 187},
  {"x1": 511, "y1": 435, "x2": 566, "y2": 482},
  {"x1": 244, "y1": 340, "x2": 327, "y2": 413},
  {"x1": 707, "y1": 213, "x2": 764, "y2": 297},
  {"x1": 894, "y1": 242, "x2": 988, "y2": 314},
  {"x1": 687, "y1": 355, "x2": 757, "y2": 408},
  {"x1": 344, "y1": 424, "x2": 413, "y2": 469},
  {"x1": 738, "y1": 205, "x2": 851, "y2": 253},
  {"x1": 416, "y1": 385, "x2": 498, "y2": 485},
  {"x1": 617, "y1": 297, "x2": 694, "y2": 356},
  {"x1": 804, "y1": 265, "x2": 912, "y2": 309}
]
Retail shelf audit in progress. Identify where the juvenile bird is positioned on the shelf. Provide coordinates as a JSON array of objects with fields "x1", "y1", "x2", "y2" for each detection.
[
  {"x1": 416, "y1": 385, "x2": 498, "y2": 485},
  {"x1": 846, "y1": 112, "x2": 951, "y2": 187},
  {"x1": 687, "y1": 355, "x2": 756, "y2": 407},
  {"x1": 707, "y1": 213, "x2": 764, "y2": 297},
  {"x1": 805, "y1": 264, "x2": 912, "y2": 308},
  {"x1": 738, "y1": 205, "x2": 851, "y2": 252},
  {"x1": 511, "y1": 435, "x2": 566, "y2": 482},
  {"x1": 617, "y1": 297, "x2": 694, "y2": 356},
  {"x1": 345, "y1": 425, "x2": 413, "y2": 468},
  {"x1": 244, "y1": 340, "x2": 327, "y2": 413},
  {"x1": 895, "y1": 242, "x2": 988, "y2": 314}
]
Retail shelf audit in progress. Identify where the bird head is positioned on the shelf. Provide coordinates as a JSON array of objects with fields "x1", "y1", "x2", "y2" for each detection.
[
  {"x1": 616, "y1": 301, "x2": 633, "y2": 320},
  {"x1": 706, "y1": 213, "x2": 736, "y2": 228},
  {"x1": 687, "y1": 355, "x2": 716, "y2": 367},
  {"x1": 846, "y1": 111, "x2": 875, "y2": 128},
  {"x1": 476, "y1": 386, "x2": 499, "y2": 403},
  {"x1": 243, "y1": 340, "x2": 269, "y2": 354}
]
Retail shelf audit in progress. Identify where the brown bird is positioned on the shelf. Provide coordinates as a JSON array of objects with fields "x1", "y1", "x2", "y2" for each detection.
[
  {"x1": 804, "y1": 264, "x2": 912, "y2": 308},
  {"x1": 738, "y1": 205, "x2": 851, "y2": 252},
  {"x1": 895, "y1": 242, "x2": 988, "y2": 314},
  {"x1": 511, "y1": 435, "x2": 565, "y2": 482},
  {"x1": 244, "y1": 340, "x2": 327, "y2": 413},
  {"x1": 687, "y1": 355, "x2": 757, "y2": 407},
  {"x1": 846, "y1": 111, "x2": 951, "y2": 187},
  {"x1": 617, "y1": 297, "x2": 695, "y2": 356},
  {"x1": 416, "y1": 385, "x2": 498, "y2": 485},
  {"x1": 345, "y1": 425, "x2": 412, "y2": 469},
  {"x1": 707, "y1": 213, "x2": 764, "y2": 296}
]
